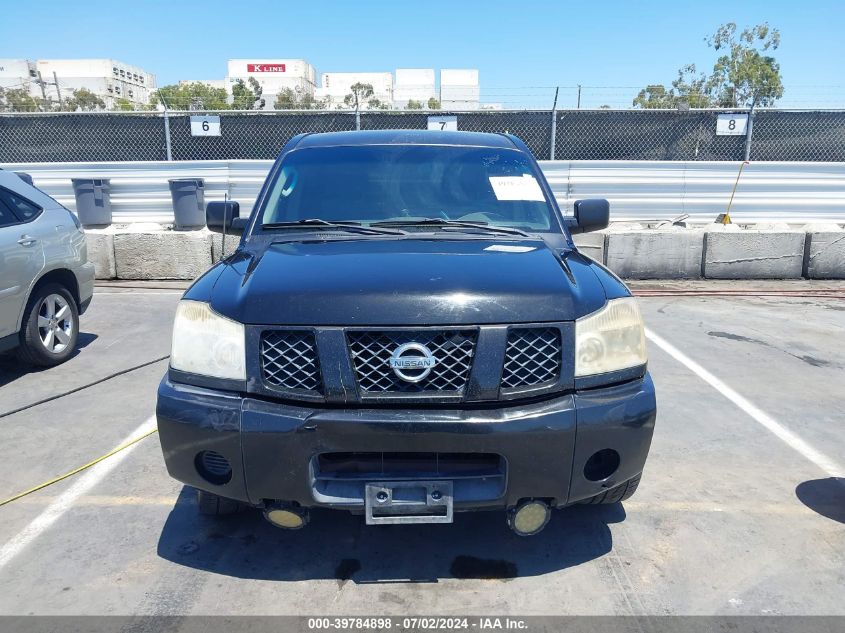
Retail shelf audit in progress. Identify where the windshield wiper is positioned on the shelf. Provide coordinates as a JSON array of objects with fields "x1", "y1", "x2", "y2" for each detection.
[
  {"x1": 261, "y1": 219, "x2": 406, "y2": 235},
  {"x1": 371, "y1": 218, "x2": 531, "y2": 237}
]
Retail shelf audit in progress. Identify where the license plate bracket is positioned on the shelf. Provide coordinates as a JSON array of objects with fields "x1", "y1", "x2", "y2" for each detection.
[{"x1": 365, "y1": 481, "x2": 453, "y2": 525}]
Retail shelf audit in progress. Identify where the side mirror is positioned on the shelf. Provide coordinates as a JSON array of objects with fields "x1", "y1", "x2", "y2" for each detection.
[
  {"x1": 206, "y1": 201, "x2": 247, "y2": 235},
  {"x1": 570, "y1": 199, "x2": 609, "y2": 234}
]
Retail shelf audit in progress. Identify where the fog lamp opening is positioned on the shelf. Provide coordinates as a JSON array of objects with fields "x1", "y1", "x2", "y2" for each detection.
[
  {"x1": 264, "y1": 504, "x2": 309, "y2": 530},
  {"x1": 584, "y1": 449, "x2": 621, "y2": 482},
  {"x1": 508, "y1": 499, "x2": 551, "y2": 536}
]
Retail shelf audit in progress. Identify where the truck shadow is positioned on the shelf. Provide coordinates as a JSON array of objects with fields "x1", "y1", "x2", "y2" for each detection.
[
  {"x1": 157, "y1": 486, "x2": 623, "y2": 583},
  {"x1": 795, "y1": 477, "x2": 845, "y2": 524}
]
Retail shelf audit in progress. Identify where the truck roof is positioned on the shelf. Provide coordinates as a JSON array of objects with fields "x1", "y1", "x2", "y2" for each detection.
[{"x1": 293, "y1": 129, "x2": 519, "y2": 150}]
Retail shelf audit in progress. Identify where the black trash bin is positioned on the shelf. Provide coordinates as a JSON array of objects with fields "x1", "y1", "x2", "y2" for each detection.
[
  {"x1": 71, "y1": 178, "x2": 112, "y2": 227},
  {"x1": 168, "y1": 178, "x2": 205, "y2": 230}
]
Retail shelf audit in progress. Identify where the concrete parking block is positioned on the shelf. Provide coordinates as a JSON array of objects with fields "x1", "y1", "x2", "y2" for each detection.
[
  {"x1": 84, "y1": 229, "x2": 116, "y2": 280},
  {"x1": 113, "y1": 230, "x2": 212, "y2": 280},
  {"x1": 804, "y1": 224, "x2": 845, "y2": 279},
  {"x1": 605, "y1": 228, "x2": 704, "y2": 279},
  {"x1": 705, "y1": 227, "x2": 806, "y2": 279}
]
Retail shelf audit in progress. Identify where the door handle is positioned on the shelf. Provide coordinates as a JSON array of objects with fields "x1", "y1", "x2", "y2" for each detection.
[{"x1": 17, "y1": 235, "x2": 38, "y2": 247}]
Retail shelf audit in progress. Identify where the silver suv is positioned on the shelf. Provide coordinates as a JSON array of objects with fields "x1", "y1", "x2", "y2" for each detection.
[{"x1": 0, "y1": 170, "x2": 95, "y2": 366}]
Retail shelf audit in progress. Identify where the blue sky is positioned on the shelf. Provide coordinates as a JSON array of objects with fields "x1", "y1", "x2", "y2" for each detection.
[{"x1": 2, "y1": 0, "x2": 842, "y2": 108}]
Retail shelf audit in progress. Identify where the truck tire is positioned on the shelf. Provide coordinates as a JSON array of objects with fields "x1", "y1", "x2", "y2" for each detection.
[
  {"x1": 579, "y1": 473, "x2": 641, "y2": 505},
  {"x1": 196, "y1": 489, "x2": 247, "y2": 516},
  {"x1": 16, "y1": 283, "x2": 79, "y2": 367}
]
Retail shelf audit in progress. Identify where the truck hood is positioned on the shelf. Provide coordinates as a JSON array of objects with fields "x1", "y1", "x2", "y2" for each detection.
[{"x1": 207, "y1": 238, "x2": 607, "y2": 326}]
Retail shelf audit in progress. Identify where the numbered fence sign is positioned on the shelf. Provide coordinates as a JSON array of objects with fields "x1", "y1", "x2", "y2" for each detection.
[
  {"x1": 427, "y1": 115, "x2": 458, "y2": 131},
  {"x1": 716, "y1": 113, "x2": 749, "y2": 136},
  {"x1": 190, "y1": 115, "x2": 221, "y2": 137}
]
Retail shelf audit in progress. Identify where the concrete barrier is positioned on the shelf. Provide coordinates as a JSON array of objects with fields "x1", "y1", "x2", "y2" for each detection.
[
  {"x1": 84, "y1": 223, "x2": 845, "y2": 281},
  {"x1": 571, "y1": 233, "x2": 605, "y2": 264},
  {"x1": 212, "y1": 232, "x2": 241, "y2": 263},
  {"x1": 113, "y1": 229, "x2": 212, "y2": 280},
  {"x1": 605, "y1": 228, "x2": 704, "y2": 279},
  {"x1": 804, "y1": 224, "x2": 845, "y2": 279},
  {"x1": 704, "y1": 225, "x2": 807, "y2": 279},
  {"x1": 84, "y1": 230, "x2": 116, "y2": 280}
]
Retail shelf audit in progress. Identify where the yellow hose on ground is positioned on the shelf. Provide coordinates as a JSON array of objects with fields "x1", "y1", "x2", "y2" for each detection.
[{"x1": 0, "y1": 428, "x2": 158, "y2": 508}]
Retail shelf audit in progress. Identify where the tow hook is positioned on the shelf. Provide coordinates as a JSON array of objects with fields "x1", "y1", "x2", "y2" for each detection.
[
  {"x1": 264, "y1": 503, "x2": 309, "y2": 529},
  {"x1": 507, "y1": 499, "x2": 551, "y2": 536}
]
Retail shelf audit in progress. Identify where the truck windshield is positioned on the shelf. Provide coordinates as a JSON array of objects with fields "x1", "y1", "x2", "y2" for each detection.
[{"x1": 260, "y1": 145, "x2": 557, "y2": 232}]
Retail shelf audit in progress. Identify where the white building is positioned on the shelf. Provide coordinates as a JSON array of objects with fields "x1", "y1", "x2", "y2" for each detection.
[
  {"x1": 440, "y1": 69, "x2": 480, "y2": 110},
  {"x1": 317, "y1": 71, "x2": 393, "y2": 109},
  {"x1": 393, "y1": 68, "x2": 436, "y2": 109},
  {"x1": 1, "y1": 58, "x2": 156, "y2": 109},
  {"x1": 0, "y1": 59, "x2": 38, "y2": 92},
  {"x1": 226, "y1": 59, "x2": 316, "y2": 109}
]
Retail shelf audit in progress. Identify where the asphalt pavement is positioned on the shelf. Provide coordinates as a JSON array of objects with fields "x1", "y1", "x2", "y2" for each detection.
[{"x1": 0, "y1": 283, "x2": 842, "y2": 616}]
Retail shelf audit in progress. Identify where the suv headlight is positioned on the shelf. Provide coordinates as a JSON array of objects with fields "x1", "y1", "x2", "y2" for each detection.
[
  {"x1": 170, "y1": 300, "x2": 246, "y2": 380},
  {"x1": 575, "y1": 297, "x2": 646, "y2": 377}
]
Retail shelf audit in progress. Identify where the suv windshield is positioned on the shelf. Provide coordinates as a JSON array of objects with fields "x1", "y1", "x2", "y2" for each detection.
[{"x1": 260, "y1": 144, "x2": 557, "y2": 232}]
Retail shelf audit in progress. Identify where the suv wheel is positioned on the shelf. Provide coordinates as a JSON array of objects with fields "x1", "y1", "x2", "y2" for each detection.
[
  {"x1": 17, "y1": 283, "x2": 79, "y2": 367},
  {"x1": 579, "y1": 473, "x2": 641, "y2": 505},
  {"x1": 196, "y1": 489, "x2": 247, "y2": 516}
]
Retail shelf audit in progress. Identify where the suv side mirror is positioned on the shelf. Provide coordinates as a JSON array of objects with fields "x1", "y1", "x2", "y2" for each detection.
[
  {"x1": 206, "y1": 201, "x2": 247, "y2": 235},
  {"x1": 570, "y1": 199, "x2": 609, "y2": 234}
]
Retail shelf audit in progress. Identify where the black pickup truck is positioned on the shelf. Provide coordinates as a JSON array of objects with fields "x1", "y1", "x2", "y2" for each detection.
[{"x1": 156, "y1": 130, "x2": 656, "y2": 536}]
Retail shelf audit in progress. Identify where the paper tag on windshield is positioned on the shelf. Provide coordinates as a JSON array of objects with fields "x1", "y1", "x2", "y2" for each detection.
[{"x1": 489, "y1": 175, "x2": 545, "y2": 202}]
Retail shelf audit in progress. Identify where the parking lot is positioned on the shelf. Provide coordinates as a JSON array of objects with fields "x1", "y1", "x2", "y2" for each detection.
[{"x1": 0, "y1": 282, "x2": 843, "y2": 616}]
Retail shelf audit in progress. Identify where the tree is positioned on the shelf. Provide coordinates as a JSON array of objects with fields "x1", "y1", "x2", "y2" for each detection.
[
  {"x1": 232, "y1": 77, "x2": 264, "y2": 110},
  {"x1": 151, "y1": 82, "x2": 229, "y2": 110},
  {"x1": 113, "y1": 97, "x2": 135, "y2": 111},
  {"x1": 273, "y1": 88, "x2": 297, "y2": 109},
  {"x1": 343, "y1": 82, "x2": 374, "y2": 110},
  {"x1": 1, "y1": 88, "x2": 40, "y2": 112},
  {"x1": 707, "y1": 22, "x2": 783, "y2": 107},
  {"x1": 299, "y1": 93, "x2": 325, "y2": 109},
  {"x1": 427, "y1": 97, "x2": 441, "y2": 110},
  {"x1": 406, "y1": 99, "x2": 423, "y2": 110},
  {"x1": 274, "y1": 88, "x2": 325, "y2": 110},
  {"x1": 632, "y1": 84, "x2": 676, "y2": 109},
  {"x1": 633, "y1": 22, "x2": 783, "y2": 109},
  {"x1": 64, "y1": 88, "x2": 106, "y2": 112}
]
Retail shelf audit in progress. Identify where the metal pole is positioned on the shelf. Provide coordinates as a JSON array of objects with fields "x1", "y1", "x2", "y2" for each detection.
[
  {"x1": 163, "y1": 107, "x2": 173, "y2": 161},
  {"x1": 743, "y1": 102, "x2": 755, "y2": 162},
  {"x1": 52, "y1": 71, "x2": 63, "y2": 110},
  {"x1": 576, "y1": 85, "x2": 582, "y2": 109},
  {"x1": 550, "y1": 87, "x2": 559, "y2": 160},
  {"x1": 36, "y1": 71, "x2": 49, "y2": 111},
  {"x1": 355, "y1": 105, "x2": 361, "y2": 131}
]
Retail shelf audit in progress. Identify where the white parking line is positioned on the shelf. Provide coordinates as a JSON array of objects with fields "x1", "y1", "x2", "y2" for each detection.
[
  {"x1": 645, "y1": 328, "x2": 843, "y2": 478},
  {"x1": 0, "y1": 415, "x2": 157, "y2": 572}
]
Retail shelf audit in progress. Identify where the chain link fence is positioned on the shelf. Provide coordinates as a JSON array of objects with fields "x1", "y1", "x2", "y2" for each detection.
[{"x1": 1, "y1": 109, "x2": 843, "y2": 163}]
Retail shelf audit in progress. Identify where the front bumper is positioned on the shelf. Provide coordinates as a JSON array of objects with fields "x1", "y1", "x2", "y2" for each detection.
[{"x1": 156, "y1": 373, "x2": 656, "y2": 510}]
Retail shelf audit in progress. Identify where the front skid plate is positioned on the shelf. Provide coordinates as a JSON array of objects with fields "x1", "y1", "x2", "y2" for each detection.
[{"x1": 365, "y1": 481, "x2": 453, "y2": 524}]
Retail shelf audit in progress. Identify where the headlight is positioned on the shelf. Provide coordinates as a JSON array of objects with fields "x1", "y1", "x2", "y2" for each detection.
[
  {"x1": 575, "y1": 297, "x2": 646, "y2": 377},
  {"x1": 170, "y1": 300, "x2": 246, "y2": 380}
]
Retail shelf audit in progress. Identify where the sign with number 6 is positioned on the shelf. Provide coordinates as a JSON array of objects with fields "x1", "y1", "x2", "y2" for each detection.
[{"x1": 190, "y1": 115, "x2": 222, "y2": 137}]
